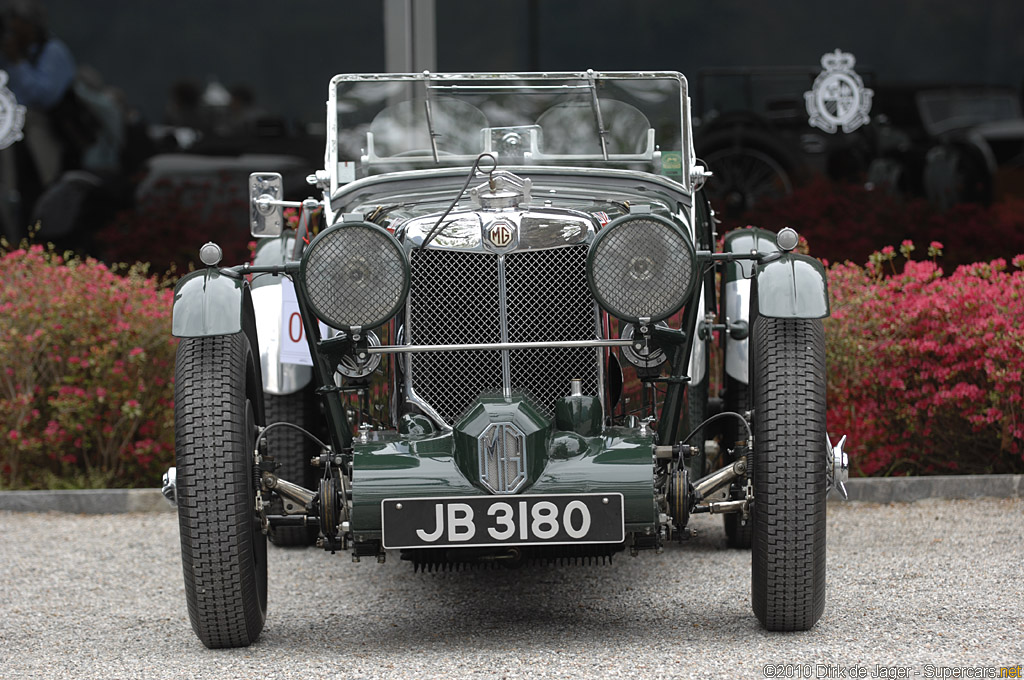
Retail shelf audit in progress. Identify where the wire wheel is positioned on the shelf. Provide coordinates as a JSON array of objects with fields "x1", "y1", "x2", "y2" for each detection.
[{"x1": 704, "y1": 147, "x2": 794, "y2": 220}]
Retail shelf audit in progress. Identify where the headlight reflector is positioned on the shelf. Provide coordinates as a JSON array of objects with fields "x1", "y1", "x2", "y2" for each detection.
[
  {"x1": 586, "y1": 214, "x2": 696, "y2": 323},
  {"x1": 301, "y1": 222, "x2": 409, "y2": 330}
]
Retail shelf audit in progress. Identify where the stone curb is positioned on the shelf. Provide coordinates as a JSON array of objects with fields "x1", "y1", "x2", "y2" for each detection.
[
  {"x1": 0, "y1": 475, "x2": 1021, "y2": 514},
  {"x1": 0, "y1": 488, "x2": 174, "y2": 514},
  {"x1": 837, "y1": 474, "x2": 1023, "y2": 504}
]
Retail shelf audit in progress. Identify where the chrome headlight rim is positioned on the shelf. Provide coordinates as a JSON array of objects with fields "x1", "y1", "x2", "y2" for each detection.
[
  {"x1": 586, "y1": 213, "x2": 697, "y2": 324},
  {"x1": 299, "y1": 221, "x2": 410, "y2": 332}
]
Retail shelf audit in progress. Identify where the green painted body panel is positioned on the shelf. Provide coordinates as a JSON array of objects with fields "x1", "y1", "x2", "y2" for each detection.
[
  {"x1": 451, "y1": 396, "x2": 551, "y2": 490},
  {"x1": 756, "y1": 253, "x2": 830, "y2": 319},
  {"x1": 171, "y1": 269, "x2": 245, "y2": 337},
  {"x1": 350, "y1": 425, "x2": 658, "y2": 541},
  {"x1": 723, "y1": 226, "x2": 778, "y2": 282},
  {"x1": 722, "y1": 227, "x2": 830, "y2": 319},
  {"x1": 555, "y1": 394, "x2": 603, "y2": 436},
  {"x1": 398, "y1": 413, "x2": 438, "y2": 437},
  {"x1": 250, "y1": 235, "x2": 294, "y2": 290}
]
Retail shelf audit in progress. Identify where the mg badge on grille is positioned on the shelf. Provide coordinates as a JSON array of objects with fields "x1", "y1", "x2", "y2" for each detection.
[
  {"x1": 487, "y1": 220, "x2": 515, "y2": 249},
  {"x1": 478, "y1": 422, "x2": 527, "y2": 494}
]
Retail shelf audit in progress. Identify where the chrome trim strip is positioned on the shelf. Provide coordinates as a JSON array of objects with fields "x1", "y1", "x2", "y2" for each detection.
[
  {"x1": 401, "y1": 208, "x2": 593, "y2": 253},
  {"x1": 497, "y1": 254, "x2": 512, "y2": 399},
  {"x1": 333, "y1": 165, "x2": 693, "y2": 207},
  {"x1": 252, "y1": 284, "x2": 312, "y2": 395},
  {"x1": 402, "y1": 386, "x2": 453, "y2": 432},
  {"x1": 594, "y1": 302, "x2": 606, "y2": 413},
  {"x1": 688, "y1": 280, "x2": 707, "y2": 386},
  {"x1": 373, "y1": 339, "x2": 633, "y2": 354},
  {"x1": 330, "y1": 71, "x2": 689, "y2": 83},
  {"x1": 724, "y1": 278, "x2": 751, "y2": 384}
]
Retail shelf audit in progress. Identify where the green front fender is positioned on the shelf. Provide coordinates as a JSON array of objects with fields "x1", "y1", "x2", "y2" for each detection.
[
  {"x1": 756, "y1": 253, "x2": 830, "y2": 319},
  {"x1": 722, "y1": 226, "x2": 778, "y2": 282},
  {"x1": 172, "y1": 268, "x2": 248, "y2": 338}
]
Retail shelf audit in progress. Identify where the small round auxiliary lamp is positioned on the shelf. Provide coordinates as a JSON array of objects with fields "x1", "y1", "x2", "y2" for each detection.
[
  {"x1": 199, "y1": 242, "x2": 223, "y2": 267},
  {"x1": 776, "y1": 227, "x2": 800, "y2": 252}
]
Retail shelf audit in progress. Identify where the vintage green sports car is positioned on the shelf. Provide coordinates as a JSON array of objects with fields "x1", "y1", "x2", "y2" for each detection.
[{"x1": 165, "y1": 71, "x2": 849, "y2": 648}]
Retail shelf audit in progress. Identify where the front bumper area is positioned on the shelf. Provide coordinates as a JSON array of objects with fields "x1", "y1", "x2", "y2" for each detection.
[{"x1": 349, "y1": 427, "x2": 659, "y2": 549}]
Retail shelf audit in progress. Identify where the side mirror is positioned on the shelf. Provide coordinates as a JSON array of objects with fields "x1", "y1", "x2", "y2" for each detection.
[{"x1": 250, "y1": 172, "x2": 284, "y2": 238}]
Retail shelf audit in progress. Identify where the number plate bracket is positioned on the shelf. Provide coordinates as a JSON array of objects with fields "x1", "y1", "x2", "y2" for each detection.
[{"x1": 381, "y1": 493, "x2": 625, "y2": 550}]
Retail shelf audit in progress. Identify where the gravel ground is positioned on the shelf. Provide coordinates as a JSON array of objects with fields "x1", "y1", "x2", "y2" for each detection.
[{"x1": 1, "y1": 499, "x2": 1021, "y2": 679}]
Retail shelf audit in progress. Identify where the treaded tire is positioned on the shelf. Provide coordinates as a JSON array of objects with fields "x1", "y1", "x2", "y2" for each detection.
[
  {"x1": 750, "y1": 317, "x2": 827, "y2": 631},
  {"x1": 175, "y1": 333, "x2": 268, "y2": 648},
  {"x1": 684, "y1": 376, "x2": 708, "y2": 480},
  {"x1": 723, "y1": 376, "x2": 753, "y2": 549},
  {"x1": 265, "y1": 390, "x2": 320, "y2": 547}
]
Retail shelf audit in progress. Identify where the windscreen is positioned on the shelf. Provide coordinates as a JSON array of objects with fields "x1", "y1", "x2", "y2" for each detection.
[
  {"x1": 916, "y1": 89, "x2": 1022, "y2": 136},
  {"x1": 329, "y1": 72, "x2": 689, "y2": 186}
]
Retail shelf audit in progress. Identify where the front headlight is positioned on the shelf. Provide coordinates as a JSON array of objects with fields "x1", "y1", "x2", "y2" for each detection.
[
  {"x1": 300, "y1": 222, "x2": 410, "y2": 331},
  {"x1": 586, "y1": 214, "x2": 696, "y2": 323}
]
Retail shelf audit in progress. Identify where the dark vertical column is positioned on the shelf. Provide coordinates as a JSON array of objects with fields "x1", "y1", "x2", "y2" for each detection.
[
  {"x1": 527, "y1": 0, "x2": 540, "y2": 71},
  {"x1": 384, "y1": 0, "x2": 436, "y2": 73}
]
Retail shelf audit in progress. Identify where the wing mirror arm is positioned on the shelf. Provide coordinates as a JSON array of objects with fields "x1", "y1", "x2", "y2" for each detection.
[
  {"x1": 250, "y1": 172, "x2": 324, "y2": 239},
  {"x1": 291, "y1": 198, "x2": 322, "y2": 260},
  {"x1": 697, "y1": 250, "x2": 785, "y2": 265}
]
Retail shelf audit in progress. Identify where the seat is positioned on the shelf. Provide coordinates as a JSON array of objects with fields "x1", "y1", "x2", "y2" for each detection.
[
  {"x1": 369, "y1": 97, "x2": 487, "y2": 158},
  {"x1": 535, "y1": 98, "x2": 651, "y2": 155}
]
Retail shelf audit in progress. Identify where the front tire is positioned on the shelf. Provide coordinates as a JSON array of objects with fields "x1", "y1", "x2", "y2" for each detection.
[
  {"x1": 265, "y1": 389, "x2": 320, "y2": 547},
  {"x1": 750, "y1": 317, "x2": 827, "y2": 631},
  {"x1": 684, "y1": 375, "x2": 708, "y2": 480},
  {"x1": 175, "y1": 333, "x2": 268, "y2": 648},
  {"x1": 723, "y1": 376, "x2": 753, "y2": 549}
]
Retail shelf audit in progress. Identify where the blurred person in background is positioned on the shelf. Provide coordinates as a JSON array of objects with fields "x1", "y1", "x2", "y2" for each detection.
[
  {"x1": 0, "y1": 0, "x2": 91, "y2": 241},
  {"x1": 0, "y1": 0, "x2": 133, "y2": 253}
]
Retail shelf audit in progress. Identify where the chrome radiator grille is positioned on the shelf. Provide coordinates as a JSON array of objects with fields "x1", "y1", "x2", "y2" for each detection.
[{"x1": 407, "y1": 245, "x2": 601, "y2": 425}]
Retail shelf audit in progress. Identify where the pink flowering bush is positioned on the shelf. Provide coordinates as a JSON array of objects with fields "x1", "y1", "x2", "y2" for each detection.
[
  {"x1": 0, "y1": 245, "x2": 177, "y2": 489},
  {"x1": 3, "y1": 228, "x2": 1022, "y2": 487},
  {"x1": 826, "y1": 244, "x2": 1024, "y2": 476}
]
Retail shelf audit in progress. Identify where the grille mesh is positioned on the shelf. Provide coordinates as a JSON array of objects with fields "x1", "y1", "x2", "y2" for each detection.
[
  {"x1": 506, "y1": 248, "x2": 601, "y2": 416},
  {"x1": 408, "y1": 250, "x2": 504, "y2": 422},
  {"x1": 408, "y1": 245, "x2": 599, "y2": 424},
  {"x1": 303, "y1": 224, "x2": 407, "y2": 330},
  {"x1": 589, "y1": 217, "x2": 695, "y2": 322}
]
